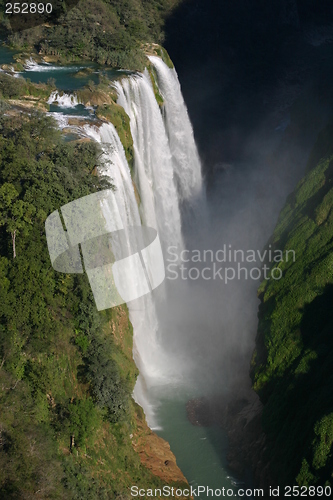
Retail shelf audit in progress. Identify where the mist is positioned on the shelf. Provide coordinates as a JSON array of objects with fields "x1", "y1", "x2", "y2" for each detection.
[
  {"x1": 153, "y1": 130, "x2": 308, "y2": 398},
  {"x1": 149, "y1": 0, "x2": 333, "y2": 403}
]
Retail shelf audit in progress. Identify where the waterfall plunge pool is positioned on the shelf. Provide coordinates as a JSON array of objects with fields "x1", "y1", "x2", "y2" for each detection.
[{"x1": 148, "y1": 385, "x2": 244, "y2": 499}]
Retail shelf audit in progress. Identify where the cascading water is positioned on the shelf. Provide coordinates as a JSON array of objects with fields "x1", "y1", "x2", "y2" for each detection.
[
  {"x1": 48, "y1": 91, "x2": 80, "y2": 107},
  {"x1": 24, "y1": 57, "x2": 84, "y2": 73},
  {"x1": 148, "y1": 57, "x2": 208, "y2": 248},
  {"x1": 48, "y1": 56, "x2": 204, "y2": 427},
  {"x1": 148, "y1": 56, "x2": 203, "y2": 203},
  {"x1": 113, "y1": 71, "x2": 184, "y2": 251},
  {"x1": 112, "y1": 58, "x2": 205, "y2": 421}
]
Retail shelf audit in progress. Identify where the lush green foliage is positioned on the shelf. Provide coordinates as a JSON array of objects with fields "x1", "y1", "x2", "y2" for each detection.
[
  {"x1": 0, "y1": 72, "x2": 50, "y2": 100},
  {"x1": 84, "y1": 338, "x2": 130, "y2": 422},
  {"x1": 251, "y1": 120, "x2": 333, "y2": 486},
  {"x1": 96, "y1": 102, "x2": 134, "y2": 169},
  {"x1": 2, "y1": 0, "x2": 182, "y2": 69},
  {"x1": 66, "y1": 397, "x2": 99, "y2": 447}
]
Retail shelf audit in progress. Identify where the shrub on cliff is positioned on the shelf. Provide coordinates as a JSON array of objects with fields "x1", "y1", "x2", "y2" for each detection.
[{"x1": 84, "y1": 337, "x2": 130, "y2": 423}]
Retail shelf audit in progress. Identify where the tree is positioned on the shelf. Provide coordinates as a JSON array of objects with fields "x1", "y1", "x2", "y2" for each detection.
[
  {"x1": 85, "y1": 338, "x2": 130, "y2": 423},
  {"x1": 0, "y1": 183, "x2": 36, "y2": 258},
  {"x1": 66, "y1": 397, "x2": 99, "y2": 447}
]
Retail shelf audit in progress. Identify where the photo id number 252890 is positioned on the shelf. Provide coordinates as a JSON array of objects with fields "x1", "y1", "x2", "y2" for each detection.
[{"x1": 5, "y1": 2, "x2": 53, "y2": 14}]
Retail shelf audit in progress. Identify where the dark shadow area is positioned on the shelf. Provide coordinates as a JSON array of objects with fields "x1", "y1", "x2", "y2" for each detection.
[{"x1": 164, "y1": 0, "x2": 333, "y2": 175}]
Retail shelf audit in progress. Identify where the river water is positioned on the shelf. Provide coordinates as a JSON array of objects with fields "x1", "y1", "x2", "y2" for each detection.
[{"x1": 0, "y1": 42, "x2": 246, "y2": 498}]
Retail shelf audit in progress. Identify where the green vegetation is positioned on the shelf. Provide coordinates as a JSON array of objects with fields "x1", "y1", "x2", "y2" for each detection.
[
  {"x1": 1, "y1": 0, "x2": 182, "y2": 70},
  {"x1": 147, "y1": 65, "x2": 164, "y2": 107},
  {"x1": 155, "y1": 46, "x2": 174, "y2": 69},
  {"x1": 0, "y1": 112, "x2": 186, "y2": 497},
  {"x1": 0, "y1": 182, "x2": 36, "y2": 258},
  {"x1": 0, "y1": 71, "x2": 50, "y2": 100},
  {"x1": 251, "y1": 119, "x2": 333, "y2": 487},
  {"x1": 96, "y1": 101, "x2": 134, "y2": 169}
]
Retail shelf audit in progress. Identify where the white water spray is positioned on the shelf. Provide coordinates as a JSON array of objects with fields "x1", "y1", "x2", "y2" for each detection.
[{"x1": 48, "y1": 91, "x2": 80, "y2": 108}]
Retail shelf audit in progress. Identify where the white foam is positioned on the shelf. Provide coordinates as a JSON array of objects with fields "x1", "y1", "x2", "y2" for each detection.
[
  {"x1": 48, "y1": 113, "x2": 70, "y2": 129},
  {"x1": 24, "y1": 57, "x2": 84, "y2": 73},
  {"x1": 48, "y1": 91, "x2": 79, "y2": 108}
]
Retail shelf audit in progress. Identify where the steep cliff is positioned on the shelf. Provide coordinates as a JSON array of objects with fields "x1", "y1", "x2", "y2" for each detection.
[{"x1": 250, "y1": 119, "x2": 333, "y2": 487}]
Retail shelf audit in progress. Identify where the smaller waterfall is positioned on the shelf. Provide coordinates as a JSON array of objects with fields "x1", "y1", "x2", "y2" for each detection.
[
  {"x1": 48, "y1": 91, "x2": 79, "y2": 107},
  {"x1": 24, "y1": 58, "x2": 83, "y2": 72},
  {"x1": 24, "y1": 58, "x2": 51, "y2": 71}
]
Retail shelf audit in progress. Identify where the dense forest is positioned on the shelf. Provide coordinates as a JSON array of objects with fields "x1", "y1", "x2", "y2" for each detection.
[{"x1": 0, "y1": 0, "x2": 181, "y2": 69}]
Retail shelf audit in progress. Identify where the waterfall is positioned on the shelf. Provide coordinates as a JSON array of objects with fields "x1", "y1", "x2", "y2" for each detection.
[
  {"x1": 48, "y1": 91, "x2": 79, "y2": 107},
  {"x1": 111, "y1": 58, "x2": 204, "y2": 423},
  {"x1": 113, "y1": 71, "x2": 184, "y2": 251},
  {"x1": 81, "y1": 122, "x2": 171, "y2": 428},
  {"x1": 148, "y1": 56, "x2": 203, "y2": 202},
  {"x1": 50, "y1": 56, "x2": 204, "y2": 427}
]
